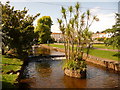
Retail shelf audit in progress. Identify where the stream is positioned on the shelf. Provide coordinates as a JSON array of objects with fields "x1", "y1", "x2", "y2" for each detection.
[{"x1": 19, "y1": 47, "x2": 120, "y2": 88}]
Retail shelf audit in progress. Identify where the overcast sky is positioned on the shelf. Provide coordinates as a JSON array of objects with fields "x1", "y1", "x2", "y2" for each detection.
[{"x1": 1, "y1": 0, "x2": 119, "y2": 33}]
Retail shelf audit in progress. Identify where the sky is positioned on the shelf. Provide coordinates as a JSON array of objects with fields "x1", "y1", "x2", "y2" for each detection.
[{"x1": 1, "y1": 0, "x2": 119, "y2": 33}]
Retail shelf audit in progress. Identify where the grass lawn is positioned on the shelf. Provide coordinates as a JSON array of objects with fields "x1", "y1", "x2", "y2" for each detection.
[
  {"x1": 48, "y1": 44, "x2": 119, "y2": 61},
  {"x1": 87, "y1": 49, "x2": 119, "y2": 61},
  {"x1": 93, "y1": 44, "x2": 118, "y2": 49},
  {"x1": 49, "y1": 44, "x2": 65, "y2": 49},
  {"x1": 49, "y1": 44, "x2": 118, "y2": 50},
  {"x1": 1, "y1": 55, "x2": 23, "y2": 88}
]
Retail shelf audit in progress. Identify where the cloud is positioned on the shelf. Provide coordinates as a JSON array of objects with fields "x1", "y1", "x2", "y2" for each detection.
[
  {"x1": 51, "y1": 7, "x2": 116, "y2": 33},
  {"x1": 89, "y1": 7, "x2": 116, "y2": 32},
  {"x1": 90, "y1": 7, "x2": 101, "y2": 14},
  {"x1": 90, "y1": 13, "x2": 115, "y2": 32},
  {"x1": 51, "y1": 12, "x2": 116, "y2": 33}
]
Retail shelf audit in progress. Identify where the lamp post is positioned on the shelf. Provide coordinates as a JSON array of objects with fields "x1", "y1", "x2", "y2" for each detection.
[{"x1": 47, "y1": 40, "x2": 49, "y2": 46}]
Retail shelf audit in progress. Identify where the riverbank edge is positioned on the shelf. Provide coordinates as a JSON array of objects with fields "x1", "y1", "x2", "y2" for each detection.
[{"x1": 40, "y1": 44, "x2": 120, "y2": 72}]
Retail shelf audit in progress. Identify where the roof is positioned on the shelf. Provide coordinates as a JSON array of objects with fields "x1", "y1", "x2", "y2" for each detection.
[{"x1": 52, "y1": 33, "x2": 62, "y2": 34}]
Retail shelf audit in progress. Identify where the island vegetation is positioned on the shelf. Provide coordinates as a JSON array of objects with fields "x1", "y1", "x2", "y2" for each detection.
[{"x1": 57, "y1": 2, "x2": 99, "y2": 78}]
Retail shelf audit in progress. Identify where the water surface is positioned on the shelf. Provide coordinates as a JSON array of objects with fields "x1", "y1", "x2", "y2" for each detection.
[{"x1": 20, "y1": 47, "x2": 119, "y2": 88}]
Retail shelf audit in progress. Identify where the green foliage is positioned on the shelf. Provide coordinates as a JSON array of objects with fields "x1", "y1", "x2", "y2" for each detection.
[
  {"x1": 57, "y1": 2, "x2": 99, "y2": 61},
  {"x1": 57, "y1": 2, "x2": 99, "y2": 70},
  {"x1": 63, "y1": 60, "x2": 86, "y2": 71},
  {"x1": 104, "y1": 13, "x2": 120, "y2": 49},
  {"x1": 1, "y1": 1, "x2": 40, "y2": 58},
  {"x1": 2, "y1": 74, "x2": 18, "y2": 88},
  {"x1": 34, "y1": 16, "x2": 53, "y2": 44}
]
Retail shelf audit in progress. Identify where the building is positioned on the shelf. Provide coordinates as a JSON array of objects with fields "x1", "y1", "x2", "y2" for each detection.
[
  {"x1": 51, "y1": 33, "x2": 64, "y2": 42},
  {"x1": 92, "y1": 32, "x2": 113, "y2": 39},
  {"x1": 51, "y1": 32, "x2": 113, "y2": 43}
]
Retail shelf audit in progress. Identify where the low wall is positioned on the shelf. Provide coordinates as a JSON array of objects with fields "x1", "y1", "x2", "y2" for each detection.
[
  {"x1": 83, "y1": 54, "x2": 120, "y2": 72},
  {"x1": 40, "y1": 44, "x2": 65, "y2": 52},
  {"x1": 40, "y1": 44, "x2": 120, "y2": 72}
]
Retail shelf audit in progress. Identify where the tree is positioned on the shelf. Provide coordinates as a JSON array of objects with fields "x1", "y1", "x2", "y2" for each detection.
[
  {"x1": 1, "y1": 1, "x2": 40, "y2": 58},
  {"x1": 34, "y1": 16, "x2": 53, "y2": 44},
  {"x1": 104, "y1": 13, "x2": 120, "y2": 49},
  {"x1": 57, "y1": 2, "x2": 99, "y2": 73}
]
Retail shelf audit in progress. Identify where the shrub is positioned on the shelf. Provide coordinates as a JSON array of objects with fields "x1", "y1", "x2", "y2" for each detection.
[{"x1": 63, "y1": 60, "x2": 86, "y2": 71}]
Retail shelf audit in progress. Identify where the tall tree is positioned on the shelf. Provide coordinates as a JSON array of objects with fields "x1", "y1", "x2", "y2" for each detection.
[
  {"x1": 34, "y1": 16, "x2": 53, "y2": 44},
  {"x1": 57, "y1": 2, "x2": 99, "y2": 71},
  {"x1": 104, "y1": 13, "x2": 120, "y2": 49},
  {"x1": 1, "y1": 1, "x2": 40, "y2": 58}
]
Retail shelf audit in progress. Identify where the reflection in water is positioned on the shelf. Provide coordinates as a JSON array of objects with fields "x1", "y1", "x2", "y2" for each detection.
[
  {"x1": 21, "y1": 60, "x2": 120, "y2": 88},
  {"x1": 32, "y1": 47, "x2": 65, "y2": 56},
  {"x1": 34, "y1": 47, "x2": 51, "y2": 56},
  {"x1": 63, "y1": 75, "x2": 87, "y2": 88},
  {"x1": 36, "y1": 61, "x2": 52, "y2": 77}
]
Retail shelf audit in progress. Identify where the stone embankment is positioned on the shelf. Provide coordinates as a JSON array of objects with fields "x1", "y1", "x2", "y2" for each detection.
[
  {"x1": 83, "y1": 54, "x2": 120, "y2": 72},
  {"x1": 40, "y1": 44, "x2": 120, "y2": 72}
]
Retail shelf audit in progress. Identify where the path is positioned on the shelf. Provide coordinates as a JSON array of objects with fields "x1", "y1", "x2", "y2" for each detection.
[{"x1": 93, "y1": 47, "x2": 119, "y2": 52}]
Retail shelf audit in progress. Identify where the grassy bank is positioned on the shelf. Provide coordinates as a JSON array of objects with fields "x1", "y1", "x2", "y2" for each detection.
[
  {"x1": 1, "y1": 55, "x2": 23, "y2": 88},
  {"x1": 48, "y1": 44, "x2": 119, "y2": 61}
]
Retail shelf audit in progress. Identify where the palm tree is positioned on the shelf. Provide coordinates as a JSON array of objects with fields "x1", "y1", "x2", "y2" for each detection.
[
  {"x1": 57, "y1": 18, "x2": 68, "y2": 59},
  {"x1": 61, "y1": 6, "x2": 67, "y2": 24},
  {"x1": 57, "y1": 2, "x2": 99, "y2": 78}
]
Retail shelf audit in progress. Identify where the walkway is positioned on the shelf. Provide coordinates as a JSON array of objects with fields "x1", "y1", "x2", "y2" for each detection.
[{"x1": 93, "y1": 48, "x2": 119, "y2": 52}]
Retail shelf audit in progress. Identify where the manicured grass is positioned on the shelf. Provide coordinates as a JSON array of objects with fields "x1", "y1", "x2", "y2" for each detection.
[
  {"x1": 1, "y1": 55, "x2": 23, "y2": 88},
  {"x1": 49, "y1": 43, "x2": 118, "y2": 50},
  {"x1": 47, "y1": 44, "x2": 119, "y2": 61},
  {"x1": 2, "y1": 74, "x2": 18, "y2": 88},
  {"x1": 49, "y1": 44, "x2": 65, "y2": 49},
  {"x1": 88, "y1": 49, "x2": 119, "y2": 61},
  {"x1": 93, "y1": 44, "x2": 118, "y2": 49}
]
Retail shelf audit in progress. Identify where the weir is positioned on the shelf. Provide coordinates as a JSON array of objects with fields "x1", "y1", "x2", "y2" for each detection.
[{"x1": 29, "y1": 55, "x2": 66, "y2": 61}]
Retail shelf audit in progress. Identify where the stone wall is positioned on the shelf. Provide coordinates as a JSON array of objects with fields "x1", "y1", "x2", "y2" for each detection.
[{"x1": 84, "y1": 54, "x2": 120, "y2": 72}]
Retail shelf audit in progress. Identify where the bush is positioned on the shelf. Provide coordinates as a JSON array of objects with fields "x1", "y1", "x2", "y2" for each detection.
[{"x1": 63, "y1": 60, "x2": 86, "y2": 71}]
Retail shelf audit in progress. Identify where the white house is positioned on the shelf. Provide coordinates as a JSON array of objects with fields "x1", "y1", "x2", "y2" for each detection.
[{"x1": 51, "y1": 33, "x2": 63, "y2": 42}]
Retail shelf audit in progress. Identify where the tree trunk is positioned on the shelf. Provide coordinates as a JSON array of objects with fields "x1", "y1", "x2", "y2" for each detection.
[
  {"x1": 2, "y1": 48, "x2": 5, "y2": 55},
  {"x1": 63, "y1": 34, "x2": 68, "y2": 60},
  {"x1": 68, "y1": 39, "x2": 70, "y2": 60}
]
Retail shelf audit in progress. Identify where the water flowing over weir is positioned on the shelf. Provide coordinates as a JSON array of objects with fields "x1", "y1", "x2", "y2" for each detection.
[{"x1": 19, "y1": 47, "x2": 120, "y2": 88}]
